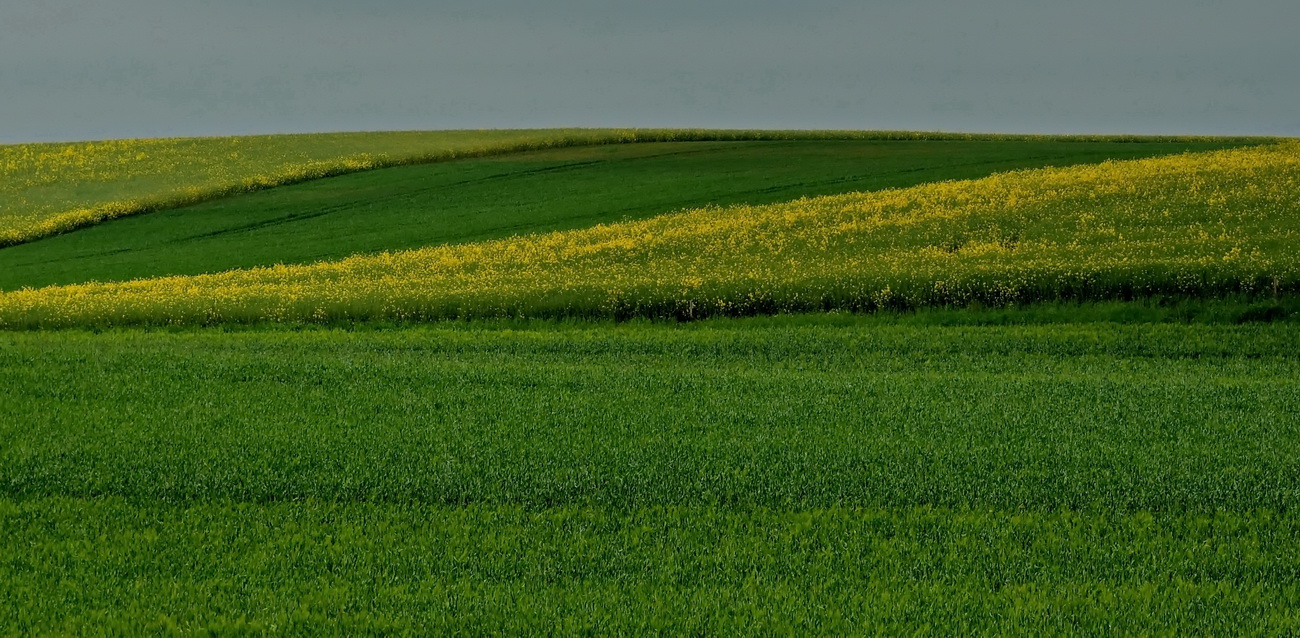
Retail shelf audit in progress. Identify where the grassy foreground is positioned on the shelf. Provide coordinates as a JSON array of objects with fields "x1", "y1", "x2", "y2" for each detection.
[
  {"x1": 3, "y1": 313, "x2": 1300, "y2": 632},
  {"x1": 7, "y1": 501, "x2": 1298, "y2": 633},
  {"x1": 0, "y1": 139, "x2": 1249, "y2": 291},
  {"x1": 3, "y1": 142, "x2": 1296, "y2": 328}
]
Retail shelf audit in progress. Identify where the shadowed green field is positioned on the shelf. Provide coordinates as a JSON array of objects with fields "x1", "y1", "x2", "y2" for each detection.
[{"x1": 0, "y1": 139, "x2": 1253, "y2": 291}]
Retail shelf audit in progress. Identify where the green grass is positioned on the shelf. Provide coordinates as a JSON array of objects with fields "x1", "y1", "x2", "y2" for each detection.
[
  {"x1": 6, "y1": 132, "x2": 1299, "y2": 632},
  {"x1": 5, "y1": 142, "x2": 1296, "y2": 329},
  {"x1": 3, "y1": 313, "x2": 1300, "y2": 632},
  {"x1": 0, "y1": 129, "x2": 578, "y2": 245},
  {"x1": 7, "y1": 500, "x2": 1299, "y2": 634},
  {"x1": 6, "y1": 313, "x2": 1300, "y2": 509},
  {"x1": 0, "y1": 138, "x2": 1255, "y2": 291},
  {"x1": 8, "y1": 128, "x2": 1250, "y2": 247}
]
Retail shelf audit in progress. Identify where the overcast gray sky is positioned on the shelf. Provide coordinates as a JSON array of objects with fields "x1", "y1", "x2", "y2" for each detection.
[{"x1": 2, "y1": 0, "x2": 1297, "y2": 143}]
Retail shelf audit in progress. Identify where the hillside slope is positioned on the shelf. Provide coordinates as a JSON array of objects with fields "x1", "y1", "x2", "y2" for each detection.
[
  {"x1": 2, "y1": 143, "x2": 1295, "y2": 328},
  {"x1": 0, "y1": 130, "x2": 1271, "y2": 247},
  {"x1": 0, "y1": 139, "x2": 1246, "y2": 291}
]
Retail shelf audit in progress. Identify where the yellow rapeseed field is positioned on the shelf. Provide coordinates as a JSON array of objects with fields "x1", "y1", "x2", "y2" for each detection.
[
  {"x1": 1, "y1": 142, "x2": 1296, "y2": 327},
  {"x1": 1, "y1": 129, "x2": 1262, "y2": 248}
]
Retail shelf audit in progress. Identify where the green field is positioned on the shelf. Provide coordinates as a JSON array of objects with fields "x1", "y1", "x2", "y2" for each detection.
[
  {"x1": 9, "y1": 129, "x2": 1220, "y2": 248},
  {"x1": 3, "y1": 140, "x2": 1296, "y2": 329},
  {"x1": 4, "y1": 314, "x2": 1300, "y2": 632},
  {"x1": 0, "y1": 138, "x2": 1251, "y2": 291},
  {"x1": 2, "y1": 131, "x2": 1298, "y2": 633}
]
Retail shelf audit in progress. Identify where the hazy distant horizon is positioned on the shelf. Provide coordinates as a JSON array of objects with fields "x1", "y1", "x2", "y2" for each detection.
[
  {"x1": 4, "y1": 0, "x2": 1298, "y2": 144},
  {"x1": 9, "y1": 125, "x2": 1294, "y2": 147}
]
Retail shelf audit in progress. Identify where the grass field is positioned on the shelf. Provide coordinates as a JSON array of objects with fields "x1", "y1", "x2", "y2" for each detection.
[
  {"x1": 0, "y1": 139, "x2": 1251, "y2": 291},
  {"x1": 2, "y1": 130, "x2": 1298, "y2": 633},
  {"x1": 6, "y1": 128, "x2": 1231, "y2": 248},
  {"x1": 3, "y1": 141, "x2": 1296, "y2": 328},
  {"x1": 0, "y1": 130, "x2": 565, "y2": 246},
  {"x1": 4, "y1": 313, "x2": 1300, "y2": 632}
]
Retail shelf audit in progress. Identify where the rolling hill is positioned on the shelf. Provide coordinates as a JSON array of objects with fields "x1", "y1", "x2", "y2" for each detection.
[
  {"x1": 7, "y1": 128, "x2": 1220, "y2": 248},
  {"x1": 3, "y1": 131, "x2": 1298, "y2": 634},
  {"x1": 0, "y1": 138, "x2": 1249, "y2": 290},
  {"x1": 2, "y1": 141, "x2": 1294, "y2": 328}
]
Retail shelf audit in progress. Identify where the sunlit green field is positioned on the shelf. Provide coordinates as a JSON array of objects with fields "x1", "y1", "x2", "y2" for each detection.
[
  {"x1": 4, "y1": 313, "x2": 1300, "y2": 633},
  {"x1": 1, "y1": 131, "x2": 1296, "y2": 633}
]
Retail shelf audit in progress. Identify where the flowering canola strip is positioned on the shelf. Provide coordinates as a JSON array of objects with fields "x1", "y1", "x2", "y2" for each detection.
[
  {"x1": 2, "y1": 143, "x2": 1298, "y2": 328},
  {"x1": 6, "y1": 129, "x2": 1198, "y2": 248}
]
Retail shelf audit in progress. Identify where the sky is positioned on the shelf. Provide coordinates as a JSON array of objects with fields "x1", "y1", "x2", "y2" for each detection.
[{"x1": 2, "y1": 0, "x2": 1298, "y2": 143}]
